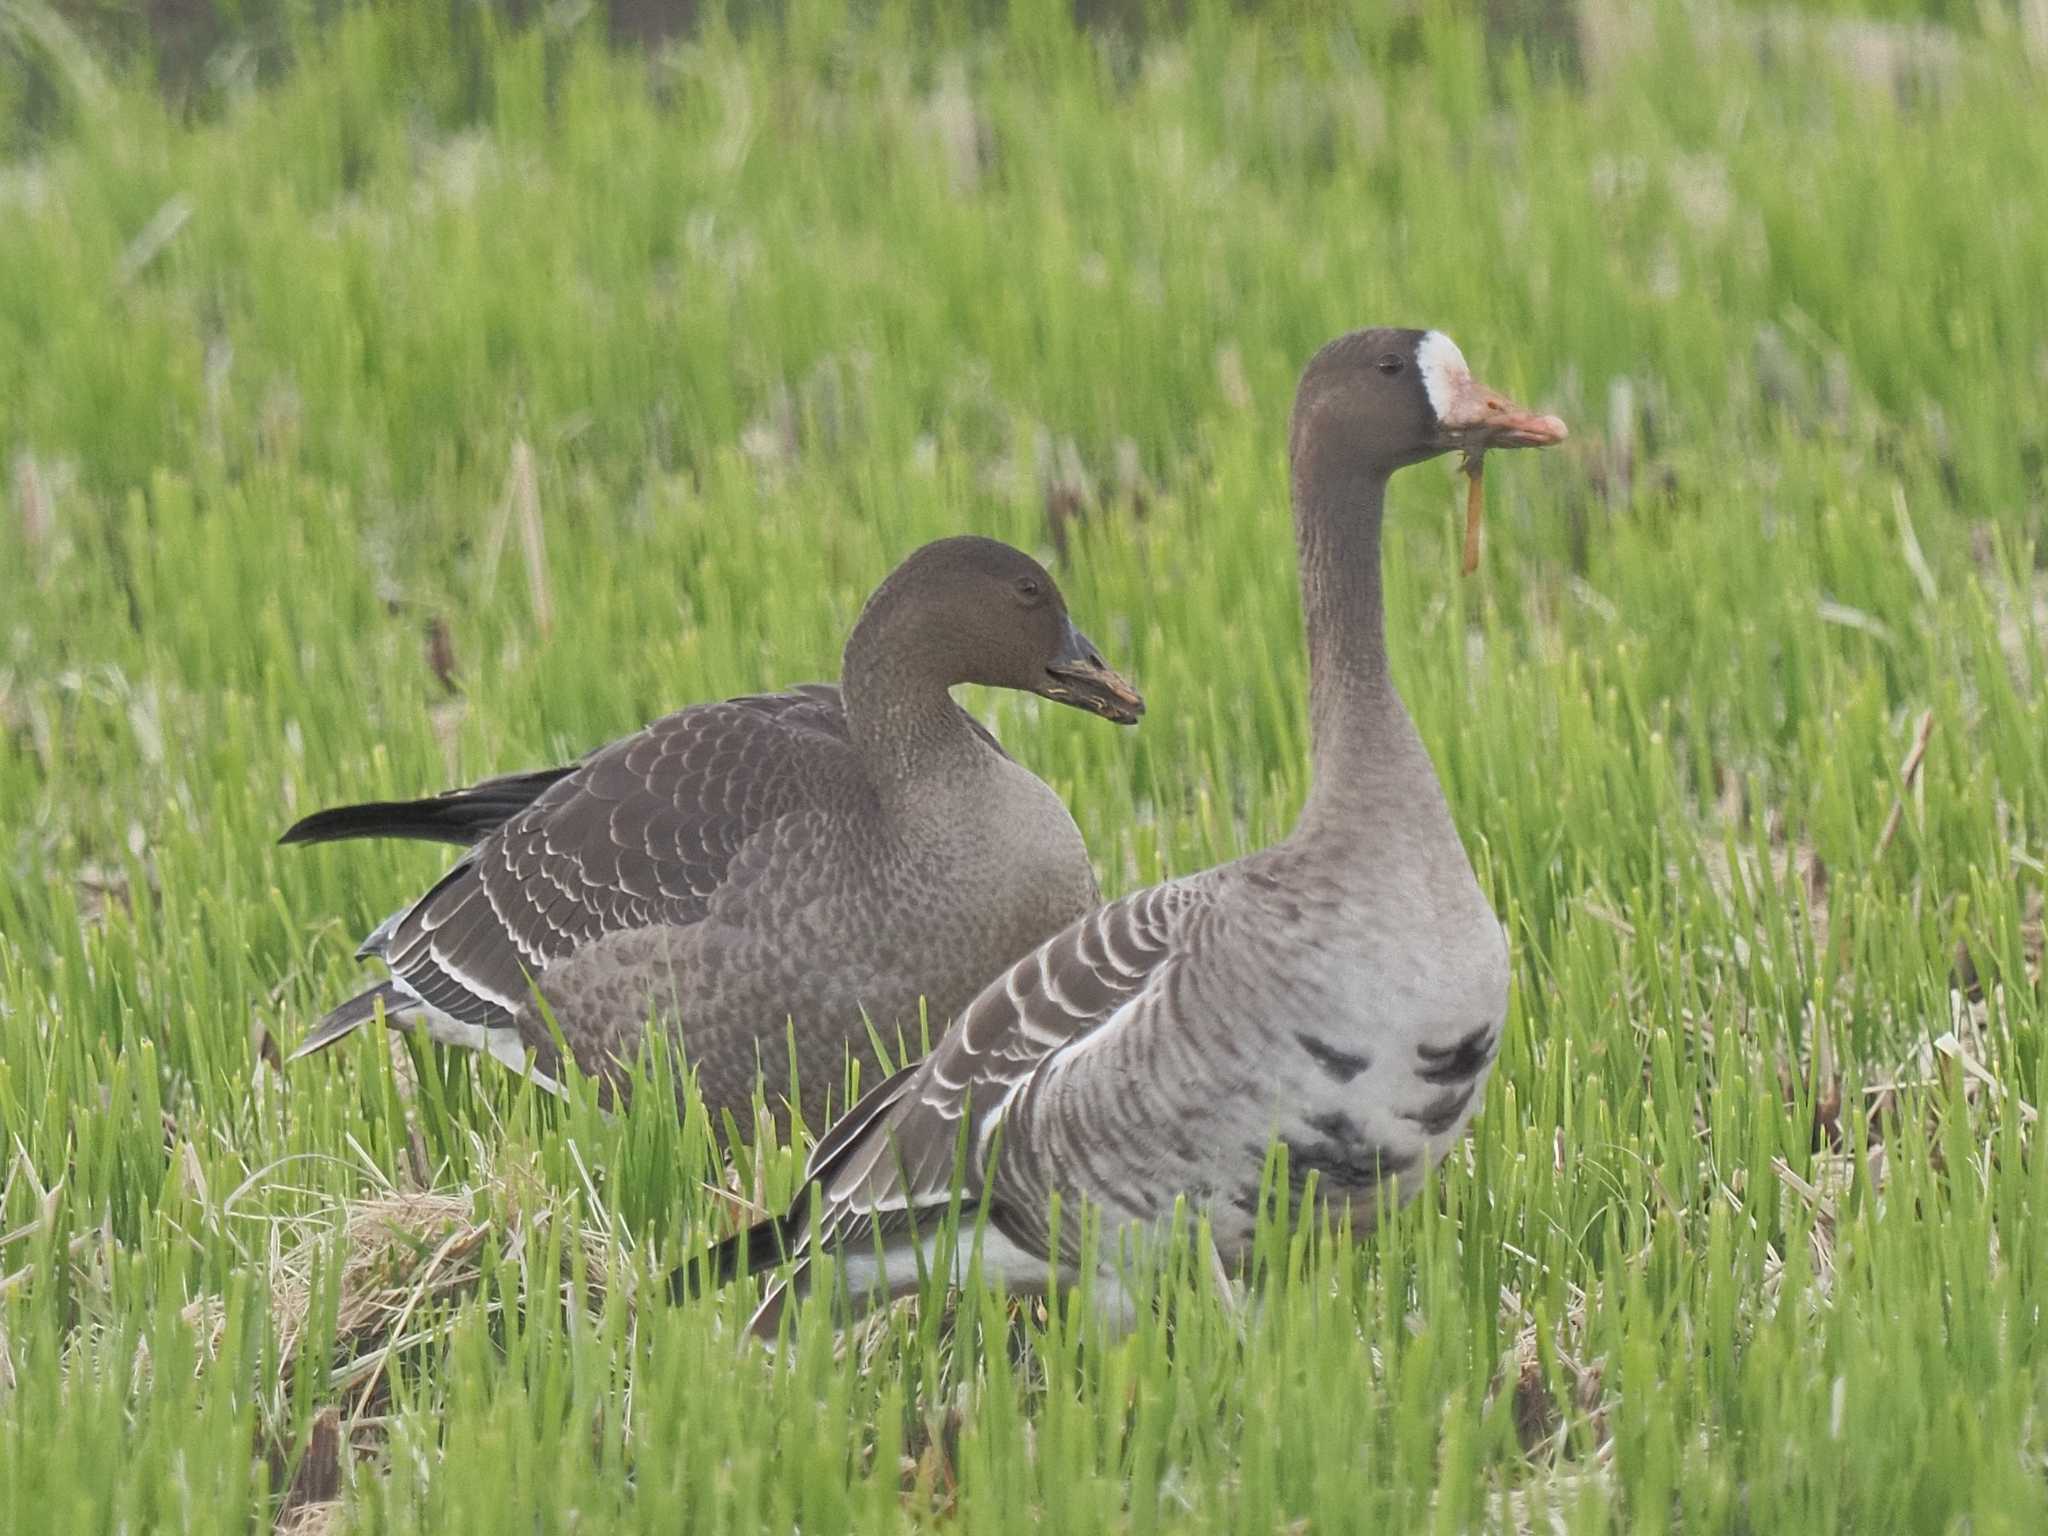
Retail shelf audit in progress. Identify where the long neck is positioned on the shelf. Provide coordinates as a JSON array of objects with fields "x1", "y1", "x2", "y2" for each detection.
[
  {"x1": 841, "y1": 613, "x2": 997, "y2": 819},
  {"x1": 1290, "y1": 450, "x2": 1414, "y2": 840}
]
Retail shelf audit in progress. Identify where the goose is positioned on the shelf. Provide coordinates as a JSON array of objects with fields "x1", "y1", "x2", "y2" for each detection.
[
  {"x1": 701, "y1": 328, "x2": 1566, "y2": 1331},
  {"x1": 283, "y1": 535, "x2": 1144, "y2": 1131}
]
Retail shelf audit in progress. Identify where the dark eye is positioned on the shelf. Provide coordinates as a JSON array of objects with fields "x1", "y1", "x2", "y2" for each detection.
[
  {"x1": 1014, "y1": 577, "x2": 1043, "y2": 601},
  {"x1": 1376, "y1": 354, "x2": 1405, "y2": 376}
]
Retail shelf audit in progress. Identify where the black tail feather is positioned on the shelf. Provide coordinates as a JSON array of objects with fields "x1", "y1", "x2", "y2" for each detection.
[
  {"x1": 279, "y1": 765, "x2": 575, "y2": 847},
  {"x1": 672, "y1": 1206, "x2": 803, "y2": 1304},
  {"x1": 288, "y1": 980, "x2": 419, "y2": 1060},
  {"x1": 669, "y1": 1059, "x2": 928, "y2": 1310}
]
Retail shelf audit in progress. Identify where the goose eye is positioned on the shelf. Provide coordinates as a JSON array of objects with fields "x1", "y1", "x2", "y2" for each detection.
[
  {"x1": 1014, "y1": 577, "x2": 1043, "y2": 601},
  {"x1": 1376, "y1": 354, "x2": 1405, "y2": 376}
]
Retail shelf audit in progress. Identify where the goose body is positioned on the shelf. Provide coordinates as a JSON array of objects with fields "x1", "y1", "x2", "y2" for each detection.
[
  {"x1": 286, "y1": 536, "x2": 1143, "y2": 1131},
  {"x1": 707, "y1": 329, "x2": 1565, "y2": 1329}
]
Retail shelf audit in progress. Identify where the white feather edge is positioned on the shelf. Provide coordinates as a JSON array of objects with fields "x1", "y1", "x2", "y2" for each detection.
[{"x1": 388, "y1": 974, "x2": 565, "y2": 1093}]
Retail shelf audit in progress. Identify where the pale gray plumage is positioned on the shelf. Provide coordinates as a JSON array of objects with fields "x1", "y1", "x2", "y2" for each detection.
[
  {"x1": 707, "y1": 327, "x2": 1567, "y2": 1332},
  {"x1": 284, "y1": 535, "x2": 1143, "y2": 1131}
]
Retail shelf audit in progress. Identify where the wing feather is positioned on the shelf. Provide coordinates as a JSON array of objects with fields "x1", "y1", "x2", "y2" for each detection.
[
  {"x1": 727, "y1": 879, "x2": 1204, "y2": 1305},
  {"x1": 279, "y1": 765, "x2": 577, "y2": 848},
  {"x1": 349, "y1": 685, "x2": 861, "y2": 1039}
]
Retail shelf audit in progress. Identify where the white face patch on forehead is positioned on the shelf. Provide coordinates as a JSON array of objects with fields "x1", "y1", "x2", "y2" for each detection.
[{"x1": 1415, "y1": 331, "x2": 1471, "y2": 422}]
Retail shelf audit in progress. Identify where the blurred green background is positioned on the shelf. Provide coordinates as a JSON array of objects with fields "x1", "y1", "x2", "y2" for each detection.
[{"x1": 2, "y1": 0, "x2": 2044, "y2": 1530}]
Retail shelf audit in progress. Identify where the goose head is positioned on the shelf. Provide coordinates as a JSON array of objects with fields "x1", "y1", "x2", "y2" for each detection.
[
  {"x1": 862, "y1": 536, "x2": 1145, "y2": 725},
  {"x1": 1290, "y1": 327, "x2": 1567, "y2": 473}
]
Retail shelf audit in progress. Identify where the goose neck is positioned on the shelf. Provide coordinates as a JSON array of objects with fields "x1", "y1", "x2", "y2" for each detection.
[
  {"x1": 1292, "y1": 453, "x2": 1410, "y2": 837},
  {"x1": 842, "y1": 609, "x2": 995, "y2": 814}
]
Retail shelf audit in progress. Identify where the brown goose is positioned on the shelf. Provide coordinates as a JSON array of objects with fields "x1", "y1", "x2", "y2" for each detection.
[
  {"x1": 702, "y1": 329, "x2": 1566, "y2": 1331},
  {"x1": 284, "y1": 536, "x2": 1144, "y2": 1130}
]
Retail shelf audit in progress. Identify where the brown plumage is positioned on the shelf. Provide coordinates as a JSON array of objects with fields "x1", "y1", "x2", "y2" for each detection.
[{"x1": 284, "y1": 536, "x2": 1142, "y2": 1133}]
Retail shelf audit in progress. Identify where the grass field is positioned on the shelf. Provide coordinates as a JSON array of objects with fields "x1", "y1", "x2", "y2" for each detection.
[{"x1": 3, "y1": 0, "x2": 2046, "y2": 1529}]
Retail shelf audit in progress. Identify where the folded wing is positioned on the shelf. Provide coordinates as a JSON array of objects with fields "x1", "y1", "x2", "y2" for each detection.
[
  {"x1": 714, "y1": 877, "x2": 1204, "y2": 1331},
  {"x1": 302, "y1": 685, "x2": 861, "y2": 1050}
]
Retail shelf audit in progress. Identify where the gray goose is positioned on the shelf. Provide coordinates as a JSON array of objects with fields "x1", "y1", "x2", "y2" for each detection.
[
  {"x1": 703, "y1": 329, "x2": 1566, "y2": 1331},
  {"x1": 283, "y1": 536, "x2": 1144, "y2": 1131}
]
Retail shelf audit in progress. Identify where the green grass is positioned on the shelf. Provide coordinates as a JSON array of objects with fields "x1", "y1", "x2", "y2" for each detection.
[{"x1": 2, "y1": 0, "x2": 2045, "y2": 1528}]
